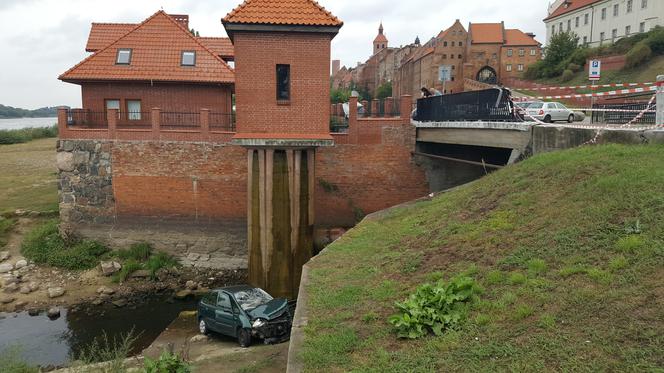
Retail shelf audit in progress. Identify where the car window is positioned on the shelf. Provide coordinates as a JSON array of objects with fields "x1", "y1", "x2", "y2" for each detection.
[
  {"x1": 558, "y1": 103, "x2": 568, "y2": 110},
  {"x1": 217, "y1": 293, "x2": 231, "y2": 310},
  {"x1": 202, "y1": 291, "x2": 217, "y2": 305},
  {"x1": 234, "y1": 288, "x2": 273, "y2": 311},
  {"x1": 529, "y1": 103, "x2": 543, "y2": 109},
  {"x1": 546, "y1": 103, "x2": 556, "y2": 109}
]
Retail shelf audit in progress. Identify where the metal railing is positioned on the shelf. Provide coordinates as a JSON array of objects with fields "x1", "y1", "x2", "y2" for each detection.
[
  {"x1": 414, "y1": 88, "x2": 519, "y2": 122},
  {"x1": 330, "y1": 115, "x2": 349, "y2": 133},
  {"x1": 591, "y1": 103, "x2": 656, "y2": 124},
  {"x1": 160, "y1": 112, "x2": 201, "y2": 129},
  {"x1": 66, "y1": 110, "x2": 107, "y2": 128},
  {"x1": 117, "y1": 111, "x2": 152, "y2": 129},
  {"x1": 209, "y1": 112, "x2": 236, "y2": 132}
]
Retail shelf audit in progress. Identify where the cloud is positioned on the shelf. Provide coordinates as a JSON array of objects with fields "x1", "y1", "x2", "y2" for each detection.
[{"x1": 0, "y1": 0, "x2": 549, "y2": 109}]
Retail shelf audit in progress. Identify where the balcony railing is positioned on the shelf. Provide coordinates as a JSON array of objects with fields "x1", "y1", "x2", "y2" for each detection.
[{"x1": 210, "y1": 112, "x2": 236, "y2": 132}]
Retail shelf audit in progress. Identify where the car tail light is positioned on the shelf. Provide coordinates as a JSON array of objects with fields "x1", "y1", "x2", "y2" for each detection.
[{"x1": 539, "y1": 110, "x2": 544, "y2": 115}]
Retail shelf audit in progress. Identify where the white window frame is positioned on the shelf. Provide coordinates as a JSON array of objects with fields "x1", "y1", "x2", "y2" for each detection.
[
  {"x1": 519, "y1": 48, "x2": 525, "y2": 57},
  {"x1": 506, "y1": 64, "x2": 512, "y2": 72},
  {"x1": 613, "y1": 4, "x2": 619, "y2": 17},
  {"x1": 530, "y1": 49, "x2": 537, "y2": 56},
  {"x1": 584, "y1": 13, "x2": 589, "y2": 25},
  {"x1": 126, "y1": 100, "x2": 141, "y2": 121},
  {"x1": 116, "y1": 49, "x2": 132, "y2": 65},
  {"x1": 507, "y1": 49, "x2": 513, "y2": 57},
  {"x1": 627, "y1": 0, "x2": 633, "y2": 13},
  {"x1": 642, "y1": 0, "x2": 647, "y2": 9},
  {"x1": 517, "y1": 64, "x2": 524, "y2": 72},
  {"x1": 601, "y1": 8, "x2": 606, "y2": 20}
]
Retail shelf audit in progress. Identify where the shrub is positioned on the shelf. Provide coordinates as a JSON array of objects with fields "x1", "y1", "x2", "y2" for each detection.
[
  {"x1": 388, "y1": 276, "x2": 478, "y2": 339},
  {"x1": 567, "y1": 63, "x2": 581, "y2": 72},
  {"x1": 145, "y1": 251, "x2": 180, "y2": 278},
  {"x1": 113, "y1": 259, "x2": 142, "y2": 283},
  {"x1": 508, "y1": 272, "x2": 527, "y2": 285},
  {"x1": 0, "y1": 126, "x2": 58, "y2": 145},
  {"x1": 644, "y1": 26, "x2": 664, "y2": 54},
  {"x1": 561, "y1": 69, "x2": 575, "y2": 82},
  {"x1": 144, "y1": 350, "x2": 191, "y2": 373},
  {"x1": 117, "y1": 242, "x2": 153, "y2": 261},
  {"x1": 609, "y1": 256, "x2": 628, "y2": 271},
  {"x1": 625, "y1": 42, "x2": 652, "y2": 68},
  {"x1": 0, "y1": 346, "x2": 39, "y2": 373},
  {"x1": 21, "y1": 220, "x2": 109, "y2": 270},
  {"x1": 485, "y1": 270, "x2": 504, "y2": 285}
]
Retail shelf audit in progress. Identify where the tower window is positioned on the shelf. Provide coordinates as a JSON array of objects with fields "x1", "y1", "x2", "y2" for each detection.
[
  {"x1": 276, "y1": 64, "x2": 290, "y2": 101},
  {"x1": 116, "y1": 49, "x2": 132, "y2": 65}
]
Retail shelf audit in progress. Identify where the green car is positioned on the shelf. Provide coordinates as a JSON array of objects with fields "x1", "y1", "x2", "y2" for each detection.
[{"x1": 197, "y1": 285, "x2": 292, "y2": 347}]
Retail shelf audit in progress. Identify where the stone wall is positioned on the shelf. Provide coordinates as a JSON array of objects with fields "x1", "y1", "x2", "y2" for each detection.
[{"x1": 57, "y1": 140, "x2": 115, "y2": 225}]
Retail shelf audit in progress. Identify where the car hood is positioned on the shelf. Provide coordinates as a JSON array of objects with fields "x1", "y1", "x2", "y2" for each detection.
[{"x1": 247, "y1": 298, "x2": 288, "y2": 320}]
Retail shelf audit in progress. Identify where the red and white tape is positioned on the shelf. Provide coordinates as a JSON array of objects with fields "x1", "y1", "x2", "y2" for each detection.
[
  {"x1": 512, "y1": 82, "x2": 655, "y2": 91},
  {"x1": 523, "y1": 86, "x2": 657, "y2": 100}
]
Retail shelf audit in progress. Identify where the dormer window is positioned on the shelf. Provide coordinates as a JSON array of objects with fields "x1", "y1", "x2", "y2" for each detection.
[
  {"x1": 116, "y1": 49, "x2": 132, "y2": 65},
  {"x1": 181, "y1": 51, "x2": 196, "y2": 66}
]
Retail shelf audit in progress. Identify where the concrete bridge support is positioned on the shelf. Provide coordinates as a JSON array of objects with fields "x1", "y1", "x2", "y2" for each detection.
[{"x1": 247, "y1": 148, "x2": 315, "y2": 300}]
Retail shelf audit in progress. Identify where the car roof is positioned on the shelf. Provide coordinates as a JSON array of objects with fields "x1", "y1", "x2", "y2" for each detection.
[{"x1": 215, "y1": 285, "x2": 256, "y2": 294}]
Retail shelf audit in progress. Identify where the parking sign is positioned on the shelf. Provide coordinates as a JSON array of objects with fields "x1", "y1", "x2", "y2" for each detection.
[
  {"x1": 438, "y1": 65, "x2": 452, "y2": 82},
  {"x1": 589, "y1": 60, "x2": 601, "y2": 81}
]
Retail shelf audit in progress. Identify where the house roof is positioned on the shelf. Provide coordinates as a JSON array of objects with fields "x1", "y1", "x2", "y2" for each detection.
[
  {"x1": 544, "y1": 0, "x2": 600, "y2": 21},
  {"x1": 223, "y1": 0, "x2": 343, "y2": 27},
  {"x1": 374, "y1": 33, "x2": 388, "y2": 43},
  {"x1": 469, "y1": 23, "x2": 504, "y2": 44},
  {"x1": 86, "y1": 22, "x2": 235, "y2": 59},
  {"x1": 504, "y1": 29, "x2": 540, "y2": 46},
  {"x1": 60, "y1": 11, "x2": 234, "y2": 84}
]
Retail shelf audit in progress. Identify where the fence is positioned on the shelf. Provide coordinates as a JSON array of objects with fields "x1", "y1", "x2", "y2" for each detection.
[
  {"x1": 66, "y1": 110, "x2": 107, "y2": 128},
  {"x1": 209, "y1": 112, "x2": 236, "y2": 132},
  {"x1": 414, "y1": 88, "x2": 518, "y2": 122},
  {"x1": 117, "y1": 111, "x2": 152, "y2": 129},
  {"x1": 591, "y1": 103, "x2": 656, "y2": 125},
  {"x1": 160, "y1": 112, "x2": 201, "y2": 129}
]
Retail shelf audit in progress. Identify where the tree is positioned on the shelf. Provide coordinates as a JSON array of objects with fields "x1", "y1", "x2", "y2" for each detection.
[
  {"x1": 375, "y1": 81, "x2": 393, "y2": 100},
  {"x1": 544, "y1": 31, "x2": 580, "y2": 68}
]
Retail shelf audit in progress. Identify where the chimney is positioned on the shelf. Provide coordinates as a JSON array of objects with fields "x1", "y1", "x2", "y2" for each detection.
[{"x1": 169, "y1": 14, "x2": 189, "y2": 30}]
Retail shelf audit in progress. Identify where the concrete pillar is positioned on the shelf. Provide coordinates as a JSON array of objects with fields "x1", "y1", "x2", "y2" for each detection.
[
  {"x1": 200, "y1": 108, "x2": 210, "y2": 140},
  {"x1": 657, "y1": 75, "x2": 664, "y2": 128},
  {"x1": 151, "y1": 108, "x2": 161, "y2": 138},
  {"x1": 107, "y1": 108, "x2": 118, "y2": 139},
  {"x1": 57, "y1": 107, "x2": 68, "y2": 138},
  {"x1": 247, "y1": 148, "x2": 315, "y2": 299}
]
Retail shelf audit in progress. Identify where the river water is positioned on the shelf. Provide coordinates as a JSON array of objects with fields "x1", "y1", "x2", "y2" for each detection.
[
  {"x1": 0, "y1": 117, "x2": 57, "y2": 130},
  {"x1": 0, "y1": 297, "x2": 198, "y2": 368}
]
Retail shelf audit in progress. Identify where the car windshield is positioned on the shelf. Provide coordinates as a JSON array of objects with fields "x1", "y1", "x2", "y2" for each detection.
[
  {"x1": 528, "y1": 103, "x2": 543, "y2": 109},
  {"x1": 233, "y1": 288, "x2": 273, "y2": 311}
]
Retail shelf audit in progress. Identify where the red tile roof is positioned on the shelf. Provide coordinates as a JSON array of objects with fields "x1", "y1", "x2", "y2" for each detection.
[
  {"x1": 374, "y1": 33, "x2": 388, "y2": 43},
  {"x1": 86, "y1": 23, "x2": 135, "y2": 52},
  {"x1": 504, "y1": 29, "x2": 540, "y2": 46},
  {"x1": 223, "y1": 0, "x2": 343, "y2": 27},
  {"x1": 60, "y1": 11, "x2": 234, "y2": 84},
  {"x1": 86, "y1": 23, "x2": 235, "y2": 59},
  {"x1": 470, "y1": 23, "x2": 504, "y2": 44},
  {"x1": 544, "y1": 0, "x2": 600, "y2": 21}
]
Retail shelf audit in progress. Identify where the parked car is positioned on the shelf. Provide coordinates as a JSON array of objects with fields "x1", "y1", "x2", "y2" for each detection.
[
  {"x1": 525, "y1": 102, "x2": 575, "y2": 123},
  {"x1": 197, "y1": 285, "x2": 292, "y2": 347},
  {"x1": 514, "y1": 101, "x2": 541, "y2": 120}
]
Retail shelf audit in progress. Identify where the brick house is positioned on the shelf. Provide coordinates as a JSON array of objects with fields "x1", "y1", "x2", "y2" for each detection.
[{"x1": 59, "y1": 11, "x2": 235, "y2": 129}]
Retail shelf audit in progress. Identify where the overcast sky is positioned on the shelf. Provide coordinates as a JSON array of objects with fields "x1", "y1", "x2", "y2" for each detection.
[{"x1": 0, "y1": 0, "x2": 551, "y2": 109}]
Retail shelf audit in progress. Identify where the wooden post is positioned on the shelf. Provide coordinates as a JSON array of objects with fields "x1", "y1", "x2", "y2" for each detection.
[
  {"x1": 57, "y1": 107, "x2": 68, "y2": 138},
  {"x1": 151, "y1": 108, "x2": 161, "y2": 139},
  {"x1": 107, "y1": 108, "x2": 118, "y2": 139}
]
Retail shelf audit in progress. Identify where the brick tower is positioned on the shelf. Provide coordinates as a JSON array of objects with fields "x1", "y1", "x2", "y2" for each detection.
[
  {"x1": 223, "y1": 0, "x2": 343, "y2": 299},
  {"x1": 373, "y1": 22, "x2": 388, "y2": 54}
]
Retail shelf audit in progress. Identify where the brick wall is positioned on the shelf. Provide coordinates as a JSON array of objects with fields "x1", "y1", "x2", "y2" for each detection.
[
  {"x1": 233, "y1": 32, "x2": 331, "y2": 137},
  {"x1": 501, "y1": 46, "x2": 541, "y2": 79},
  {"x1": 585, "y1": 55, "x2": 627, "y2": 73},
  {"x1": 81, "y1": 82, "x2": 233, "y2": 114}
]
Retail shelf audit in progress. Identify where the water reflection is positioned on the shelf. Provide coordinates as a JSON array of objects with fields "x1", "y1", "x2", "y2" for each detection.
[{"x1": 0, "y1": 297, "x2": 197, "y2": 367}]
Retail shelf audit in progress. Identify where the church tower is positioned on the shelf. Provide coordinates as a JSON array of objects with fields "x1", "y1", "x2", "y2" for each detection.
[{"x1": 373, "y1": 22, "x2": 388, "y2": 54}]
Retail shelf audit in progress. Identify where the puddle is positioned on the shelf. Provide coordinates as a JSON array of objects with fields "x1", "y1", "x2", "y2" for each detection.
[{"x1": 0, "y1": 296, "x2": 198, "y2": 368}]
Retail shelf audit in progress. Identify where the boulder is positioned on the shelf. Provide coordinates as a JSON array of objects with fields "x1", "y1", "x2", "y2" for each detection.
[
  {"x1": 130, "y1": 270, "x2": 151, "y2": 279},
  {"x1": 174, "y1": 290, "x2": 192, "y2": 300},
  {"x1": 189, "y1": 335, "x2": 208, "y2": 343},
  {"x1": 96, "y1": 286, "x2": 115, "y2": 295},
  {"x1": 56, "y1": 152, "x2": 75, "y2": 172},
  {"x1": 47, "y1": 307, "x2": 61, "y2": 319},
  {"x1": 185, "y1": 280, "x2": 198, "y2": 290},
  {"x1": 19, "y1": 286, "x2": 31, "y2": 294},
  {"x1": 14, "y1": 260, "x2": 27, "y2": 270},
  {"x1": 27, "y1": 308, "x2": 40, "y2": 316},
  {"x1": 0, "y1": 263, "x2": 13, "y2": 274},
  {"x1": 3, "y1": 283, "x2": 19, "y2": 293},
  {"x1": 112, "y1": 299, "x2": 128, "y2": 308},
  {"x1": 100, "y1": 261, "x2": 121, "y2": 276},
  {"x1": 47, "y1": 287, "x2": 66, "y2": 298},
  {"x1": 0, "y1": 295, "x2": 15, "y2": 304},
  {"x1": 0, "y1": 251, "x2": 9, "y2": 262},
  {"x1": 28, "y1": 282, "x2": 40, "y2": 292},
  {"x1": 14, "y1": 300, "x2": 27, "y2": 309}
]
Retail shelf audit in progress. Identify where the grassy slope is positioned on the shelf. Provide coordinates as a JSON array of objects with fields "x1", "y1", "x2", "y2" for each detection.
[
  {"x1": 301, "y1": 144, "x2": 664, "y2": 372},
  {"x1": 0, "y1": 138, "x2": 58, "y2": 214}
]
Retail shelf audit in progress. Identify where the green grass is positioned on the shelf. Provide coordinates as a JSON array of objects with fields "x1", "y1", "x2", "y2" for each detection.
[
  {"x1": 0, "y1": 216, "x2": 16, "y2": 248},
  {"x1": 300, "y1": 144, "x2": 664, "y2": 372},
  {"x1": 0, "y1": 138, "x2": 58, "y2": 214},
  {"x1": 0, "y1": 346, "x2": 39, "y2": 373},
  {"x1": 534, "y1": 56, "x2": 664, "y2": 87},
  {"x1": 113, "y1": 244, "x2": 180, "y2": 283},
  {"x1": 21, "y1": 219, "x2": 110, "y2": 270},
  {"x1": 0, "y1": 125, "x2": 57, "y2": 145}
]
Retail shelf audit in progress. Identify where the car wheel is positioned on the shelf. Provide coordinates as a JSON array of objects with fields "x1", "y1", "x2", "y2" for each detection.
[
  {"x1": 568, "y1": 114, "x2": 574, "y2": 123},
  {"x1": 544, "y1": 115, "x2": 552, "y2": 123},
  {"x1": 199, "y1": 319, "x2": 208, "y2": 335},
  {"x1": 238, "y1": 328, "x2": 252, "y2": 348}
]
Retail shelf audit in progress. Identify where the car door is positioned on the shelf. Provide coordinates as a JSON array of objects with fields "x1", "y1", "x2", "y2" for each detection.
[
  {"x1": 215, "y1": 292, "x2": 235, "y2": 336},
  {"x1": 558, "y1": 103, "x2": 571, "y2": 120},
  {"x1": 200, "y1": 291, "x2": 219, "y2": 331}
]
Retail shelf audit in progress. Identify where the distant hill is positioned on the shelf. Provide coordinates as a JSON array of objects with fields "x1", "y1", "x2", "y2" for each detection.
[{"x1": 0, "y1": 104, "x2": 63, "y2": 119}]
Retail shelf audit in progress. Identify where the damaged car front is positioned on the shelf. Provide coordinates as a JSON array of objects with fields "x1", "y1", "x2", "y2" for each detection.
[{"x1": 234, "y1": 287, "x2": 292, "y2": 345}]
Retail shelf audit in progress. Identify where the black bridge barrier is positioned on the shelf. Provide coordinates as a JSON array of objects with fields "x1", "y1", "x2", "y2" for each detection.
[{"x1": 414, "y1": 88, "x2": 519, "y2": 122}]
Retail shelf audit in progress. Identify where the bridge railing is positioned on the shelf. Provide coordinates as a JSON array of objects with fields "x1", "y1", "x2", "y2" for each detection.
[
  {"x1": 414, "y1": 88, "x2": 519, "y2": 122},
  {"x1": 591, "y1": 103, "x2": 656, "y2": 125}
]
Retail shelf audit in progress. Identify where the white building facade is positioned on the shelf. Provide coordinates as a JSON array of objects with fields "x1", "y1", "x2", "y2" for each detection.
[{"x1": 544, "y1": 0, "x2": 664, "y2": 46}]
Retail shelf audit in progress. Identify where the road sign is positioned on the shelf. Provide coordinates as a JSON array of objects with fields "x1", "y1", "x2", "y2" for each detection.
[
  {"x1": 438, "y1": 65, "x2": 452, "y2": 82},
  {"x1": 589, "y1": 60, "x2": 601, "y2": 81}
]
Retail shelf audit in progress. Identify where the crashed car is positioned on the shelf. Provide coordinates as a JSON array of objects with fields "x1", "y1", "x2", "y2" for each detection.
[{"x1": 197, "y1": 285, "x2": 292, "y2": 347}]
